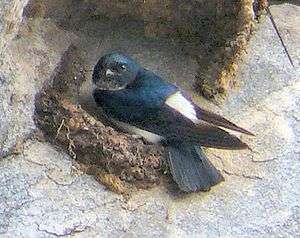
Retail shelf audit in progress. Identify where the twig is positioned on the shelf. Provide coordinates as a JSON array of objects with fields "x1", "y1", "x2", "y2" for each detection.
[
  {"x1": 56, "y1": 119, "x2": 65, "y2": 138},
  {"x1": 266, "y1": 7, "x2": 294, "y2": 68}
]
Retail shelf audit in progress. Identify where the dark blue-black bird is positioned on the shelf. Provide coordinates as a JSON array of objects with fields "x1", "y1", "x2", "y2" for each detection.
[{"x1": 92, "y1": 53, "x2": 253, "y2": 192}]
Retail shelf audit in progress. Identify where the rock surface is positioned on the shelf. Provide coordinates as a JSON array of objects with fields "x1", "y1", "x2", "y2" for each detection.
[
  {"x1": 1, "y1": 1, "x2": 300, "y2": 238},
  {"x1": 0, "y1": 9, "x2": 75, "y2": 157}
]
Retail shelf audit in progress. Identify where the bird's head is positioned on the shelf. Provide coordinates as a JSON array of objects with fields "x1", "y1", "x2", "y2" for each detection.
[{"x1": 92, "y1": 53, "x2": 141, "y2": 90}]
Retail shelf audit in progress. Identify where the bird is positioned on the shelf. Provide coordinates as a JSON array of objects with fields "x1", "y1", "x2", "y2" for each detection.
[{"x1": 92, "y1": 52, "x2": 254, "y2": 192}]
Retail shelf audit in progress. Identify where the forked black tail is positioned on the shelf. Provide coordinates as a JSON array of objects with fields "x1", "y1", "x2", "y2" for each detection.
[{"x1": 168, "y1": 142, "x2": 224, "y2": 192}]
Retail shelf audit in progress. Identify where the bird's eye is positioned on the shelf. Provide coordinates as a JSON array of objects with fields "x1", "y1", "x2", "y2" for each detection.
[{"x1": 120, "y1": 65, "x2": 126, "y2": 71}]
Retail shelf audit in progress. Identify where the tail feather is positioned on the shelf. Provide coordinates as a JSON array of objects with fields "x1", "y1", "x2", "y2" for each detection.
[
  {"x1": 168, "y1": 142, "x2": 224, "y2": 192},
  {"x1": 195, "y1": 107, "x2": 254, "y2": 136}
]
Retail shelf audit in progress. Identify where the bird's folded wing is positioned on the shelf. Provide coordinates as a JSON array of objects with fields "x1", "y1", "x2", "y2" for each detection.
[
  {"x1": 163, "y1": 120, "x2": 249, "y2": 150},
  {"x1": 164, "y1": 91, "x2": 251, "y2": 149},
  {"x1": 165, "y1": 91, "x2": 254, "y2": 135},
  {"x1": 194, "y1": 107, "x2": 254, "y2": 136}
]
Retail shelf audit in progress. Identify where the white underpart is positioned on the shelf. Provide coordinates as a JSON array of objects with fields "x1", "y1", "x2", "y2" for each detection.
[
  {"x1": 110, "y1": 119, "x2": 164, "y2": 144},
  {"x1": 92, "y1": 82, "x2": 97, "y2": 91},
  {"x1": 106, "y1": 68, "x2": 115, "y2": 77},
  {"x1": 165, "y1": 91, "x2": 198, "y2": 123}
]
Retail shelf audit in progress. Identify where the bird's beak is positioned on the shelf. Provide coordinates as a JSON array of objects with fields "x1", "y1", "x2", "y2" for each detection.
[{"x1": 106, "y1": 69, "x2": 114, "y2": 77}]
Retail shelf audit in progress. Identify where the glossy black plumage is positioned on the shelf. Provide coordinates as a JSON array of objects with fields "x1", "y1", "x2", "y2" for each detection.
[
  {"x1": 93, "y1": 68, "x2": 249, "y2": 150},
  {"x1": 92, "y1": 53, "x2": 253, "y2": 192}
]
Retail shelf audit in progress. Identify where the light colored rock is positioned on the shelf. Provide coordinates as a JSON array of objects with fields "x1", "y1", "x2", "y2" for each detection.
[
  {"x1": 269, "y1": 1, "x2": 300, "y2": 68},
  {"x1": 1, "y1": 2, "x2": 300, "y2": 238},
  {"x1": 0, "y1": 141, "x2": 124, "y2": 237},
  {"x1": 0, "y1": 0, "x2": 29, "y2": 52},
  {"x1": 0, "y1": 16, "x2": 75, "y2": 157}
]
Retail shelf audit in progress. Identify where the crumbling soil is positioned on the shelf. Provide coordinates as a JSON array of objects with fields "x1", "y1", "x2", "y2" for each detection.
[{"x1": 35, "y1": 46, "x2": 166, "y2": 194}]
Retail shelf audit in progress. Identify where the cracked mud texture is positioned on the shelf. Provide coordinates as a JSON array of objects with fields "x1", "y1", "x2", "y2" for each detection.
[{"x1": 1, "y1": 1, "x2": 300, "y2": 237}]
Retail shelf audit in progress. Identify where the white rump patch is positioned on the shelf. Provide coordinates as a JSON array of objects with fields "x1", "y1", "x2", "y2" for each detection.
[{"x1": 165, "y1": 92, "x2": 198, "y2": 122}]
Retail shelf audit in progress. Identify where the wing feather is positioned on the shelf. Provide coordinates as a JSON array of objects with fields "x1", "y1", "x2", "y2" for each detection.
[
  {"x1": 163, "y1": 91, "x2": 251, "y2": 149},
  {"x1": 195, "y1": 107, "x2": 254, "y2": 136},
  {"x1": 164, "y1": 119, "x2": 250, "y2": 150},
  {"x1": 165, "y1": 91, "x2": 254, "y2": 135}
]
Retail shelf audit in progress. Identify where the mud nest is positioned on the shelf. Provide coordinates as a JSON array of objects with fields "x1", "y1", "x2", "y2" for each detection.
[
  {"x1": 30, "y1": 0, "x2": 267, "y2": 192},
  {"x1": 35, "y1": 47, "x2": 166, "y2": 194}
]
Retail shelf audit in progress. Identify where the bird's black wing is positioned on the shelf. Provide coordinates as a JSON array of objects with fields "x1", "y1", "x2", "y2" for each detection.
[
  {"x1": 93, "y1": 87, "x2": 250, "y2": 150},
  {"x1": 142, "y1": 104, "x2": 250, "y2": 150},
  {"x1": 193, "y1": 104, "x2": 254, "y2": 136},
  {"x1": 148, "y1": 90, "x2": 251, "y2": 150},
  {"x1": 178, "y1": 91, "x2": 254, "y2": 136}
]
